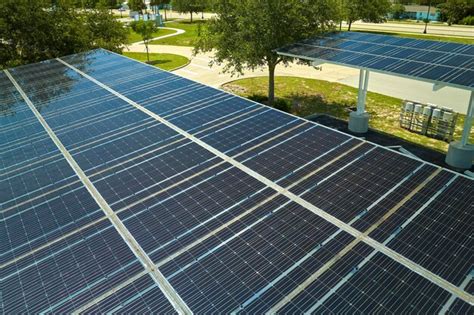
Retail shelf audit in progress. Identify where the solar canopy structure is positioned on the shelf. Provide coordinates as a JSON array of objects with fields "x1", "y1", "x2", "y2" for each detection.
[
  {"x1": 277, "y1": 32, "x2": 474, "y2": 168},
  {"x1": 276, "y1": 32, "x2": 474, "y2": 90},
  {"x1": 1, "y1": 49, "x2": 473, "y2": 314}
]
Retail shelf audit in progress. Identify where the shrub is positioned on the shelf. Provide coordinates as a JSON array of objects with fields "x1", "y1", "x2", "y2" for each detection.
[
  {"x1": 273, "y1": 98, "x2": 292, "y2": 113},
  {"x1": 248, "y1": 94, "x2": 268, "y2": 104},
  {"x1": 460, "y1": 16, "x2": 474, "y2": 25}
]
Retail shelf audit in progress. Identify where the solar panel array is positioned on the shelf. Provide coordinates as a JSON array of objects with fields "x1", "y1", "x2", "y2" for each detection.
[
  {"x1": 277, "y1": 32, "x2": 474, "y2": 90},
  {"x1": 1, "y1": 49, "x2": 473, "y2": 314}
]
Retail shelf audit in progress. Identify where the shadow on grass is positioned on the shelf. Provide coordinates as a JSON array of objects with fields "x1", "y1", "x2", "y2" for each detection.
[
  {"x1": 249, "y1": 92, "x2": 355, "y2": 119},
  {"x1": 176, "y1": 20, "x2": 207, "y2": 25},
  {"x1": 146, "y1": 59, "x2": 172, "y2": 66}
]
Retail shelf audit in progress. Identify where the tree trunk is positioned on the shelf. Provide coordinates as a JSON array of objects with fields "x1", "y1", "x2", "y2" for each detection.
[
  {"x1": 190, "y1": 11, "x2": 193, "y2": 23},
  {"x1": 339, "y1": 20, "x2": 342, "y2": 31},
  {"x1": 268, "y1": 63, "x2": 276, "y2": 106},
  {"x1": 164, "y1": 8, "x2": 167, "y2": 21},
  {"x1": 145, "y1": 43, "x2": 150, "y2": 62},
  {"x1": 348, "y1": 19, "x2": 352, "y2": 31},
  {"x1": 424, "y1": 0, "x2": 431, "y2": 34}
]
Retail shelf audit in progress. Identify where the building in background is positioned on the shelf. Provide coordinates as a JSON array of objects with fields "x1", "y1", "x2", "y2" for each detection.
[{"x1": 405, "y1": 4, "x2": 440, "y2": 21}]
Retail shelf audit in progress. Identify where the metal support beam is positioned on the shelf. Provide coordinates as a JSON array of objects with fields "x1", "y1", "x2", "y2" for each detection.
[
  {"x1": 356, "y1": 69, "x2": 369, "y2": 114},
  {"x1": 350, "y1": 69, "x2": 370, "y2": 133},
  {"x1": 461, "y1": 91, "x2": 474, "y2": 146},
  {"x1": 445, "y1": 91, "x2": 474, "y2": 169}
]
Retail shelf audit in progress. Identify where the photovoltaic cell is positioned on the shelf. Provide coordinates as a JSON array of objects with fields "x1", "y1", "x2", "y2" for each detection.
[
  {"x1": 2, "y1": 49, "x2": 473, "y2": 314},
  {"x1": 83, "y1": 274, "x2": 177, "y2": 314},
  {"x1": 277, "y1": 32, "x2": 474, "y2": 88}
]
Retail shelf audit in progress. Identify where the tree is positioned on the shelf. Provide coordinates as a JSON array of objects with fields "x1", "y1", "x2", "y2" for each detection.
[
  {"x1": 130, "y1": 20, "x2": 158, "y2": 62},
  {"x1": 99, "y1": 0, "x2": 121, "y2": 12},
  {"x1": 151, "y1": 0, "x2": 171, "y2": 19},
  {"x1": 129, "y1": 0, "x2": 147, "y2": 14},
  {"x1": 0, "y1": 0, "x2": 127, "y2": 69},
  {"x1": 172, "y1": 0, "x2": 206, "y2": 22},
  {"x1": 391, "y1": 3, "x2": 406, "y2": 20},
  {"x1": 439, "y1": 0, "x2": 473, "y2": 25},
  {"x1": 195, "y1": 0, "x2": 338, "y2": 106},
  {"x1": 420, "y1": 0, "x2": 445, "y2": 33},
  {"x1": 86, "y1": 6, "x2": 129, "y2": 51},
  {"x1": 344, "y1": 0, "x2": 363, "y2": 31},
  {"x1": 343, "y1": 0, "x2": 391, "y2": 31}
]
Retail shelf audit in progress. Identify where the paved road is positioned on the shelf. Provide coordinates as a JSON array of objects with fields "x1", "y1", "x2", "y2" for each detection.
[{"x1": 348, "y1": 21, "x2": 474, "y2": 38}]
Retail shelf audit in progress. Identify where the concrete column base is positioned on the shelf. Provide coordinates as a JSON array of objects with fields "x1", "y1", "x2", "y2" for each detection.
[
  {"x1": 445, "y1": 141, "x2": 474, "y2": 169},
  {"x1": 348, "y1": 111, "x2": 370, "y2": 134}
]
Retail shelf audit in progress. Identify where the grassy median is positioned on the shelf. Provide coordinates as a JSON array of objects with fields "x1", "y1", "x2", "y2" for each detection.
[
  {"x1": 223, "y1": 76, "x2": 473, "y2": 153},
  {"x1": 123, "y1": 52, "x2": 189, "y2": 71},
  {"x1": 149, "y1": 20, "x2": 207, "y2": 46}
]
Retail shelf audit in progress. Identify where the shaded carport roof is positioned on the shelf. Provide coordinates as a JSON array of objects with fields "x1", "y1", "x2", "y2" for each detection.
[{"x1": 276, "y1": 32, "x2": 474, "y2": 91}]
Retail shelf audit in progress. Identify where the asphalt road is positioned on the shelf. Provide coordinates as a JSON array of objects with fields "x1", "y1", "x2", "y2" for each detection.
[{"x1": 348, "y1": 21, "x2": 474, "y2": 38}]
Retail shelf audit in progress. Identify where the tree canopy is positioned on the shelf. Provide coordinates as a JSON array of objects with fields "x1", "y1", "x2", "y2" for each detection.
[
  {"x1": 128, "y1": 0, "x2": 147, "y2": 13},
  {"x1": 0, "y1": 0, "x2": 128, "y2": 69},
  {"x1": 195, "y1": 0, "x2": 338, "y2": 105},
  {"x1": 130, "y1": 20, "x2": 159, "y2": 62},
  {"x1": 343, "y1": 0, "x2": 392, "y2": 31},
  {"x1": 439, "y1": 0, "x2": 474, "y2": 25},
  {"x1": 171, "y1": 0, "x2": 209, "y2": 22}
]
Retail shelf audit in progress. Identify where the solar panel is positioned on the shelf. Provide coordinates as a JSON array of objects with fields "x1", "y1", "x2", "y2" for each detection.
[
  {"x1": 276, "y1": 32, "x2": 474, "y2": 90},
  {"x1": 1, "y1": 49, "x2": 473, "y2": 313}
]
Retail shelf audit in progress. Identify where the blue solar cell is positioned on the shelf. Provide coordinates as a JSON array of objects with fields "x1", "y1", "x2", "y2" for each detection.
[
  {"x1": 164, "y1": 201, "x2": 351, "y2": 313},
  {"x1": 197, "y1": 109, "x2": 299, "y2": 155},
  {"x1": 83, "y1": 274, "x2": 177, "y2": 314},
  {"x1": 277, "y1": 32, "x2": 474, "y2": 88},
  {"x1": 2, "y1": 184, "x2": 104, "y2": 264},
  {"x1": 3, "y1": 49, "x2": 472, "y2": 314},
  {"x1": 1, "y1": 220, "x2": 143, "y2": 314}
]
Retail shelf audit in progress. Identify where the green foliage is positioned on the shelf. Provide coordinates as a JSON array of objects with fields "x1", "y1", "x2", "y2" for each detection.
[
  {"x1": 438, "y1": 0, "x2": 474, "y2": 24},
  {"x1": 248, "y1": 94, "x2": 268, "y2": 104},
  {"x1": 171, "y1": 0, "x2": 208, "y2": 22},
  {"x1": 0, "y1": 0, "x2": 127, "y2": 69},
  {"x1": 247, "y1": 94, "x2": 291, "y2": 112},
  {"x1": 195, "y1": 0, "x2": 339, "y2": 104},
  {"x1": 343, "y1": 0, "x2": 391, "y2": 30},
  {"x1": 391, "y1": 4, "x2": 406, "y2": 20},
  {"x1": 86, "y1": 7, "x2": 128, "y2": 51},
  {"x1": 128, "y1": 0, "x2": 147, "y2": 13},
  {"x1": 130, "y1": 20, "x2": 159, "y2": 62},
  {"x1": 460, "y1": 15, "x2": 474, "y2": 24},
  {"x1": 273, "y1": 98, "x2": 292, "y2": 113}
]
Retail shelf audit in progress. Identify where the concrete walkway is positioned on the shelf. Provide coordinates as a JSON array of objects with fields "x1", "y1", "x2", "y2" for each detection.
[
  {"x1": 127, "y1": 43, "x2": 471, "y2": 113},
  {"x1": 127, "y1": 27, "x2": 185, "y2": 46}
]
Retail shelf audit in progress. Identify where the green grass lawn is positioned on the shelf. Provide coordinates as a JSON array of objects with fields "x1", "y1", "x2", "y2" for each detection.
[
  {"x1": 149, "y1": 20, "x2": 207, "y2": 46},
  {"x1": 222, "y1": 76, "x2": 473, "y2": 153},
  {"x1": 127, "y1": 28, "x2": 177, "y2": 44},
  {"x1": 123, "y1": 52, "x2": 189, "y2": 71}
]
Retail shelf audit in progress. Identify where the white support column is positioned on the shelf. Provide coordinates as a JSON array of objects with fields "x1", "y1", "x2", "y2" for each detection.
[
  {"x1": 349, "y1": 69, "x2": 370, "y2": 133},
  {"x1": 461, "y1": 91, "x2": 474, "y2": 146},
  {"x1": 445, "y1": 91, "x2": 474, "y2": 169}
]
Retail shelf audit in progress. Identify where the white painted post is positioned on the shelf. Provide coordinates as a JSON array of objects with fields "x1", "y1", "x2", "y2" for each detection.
[
  {"x1": 460, "y1": 91, "x2": 474, "y2": 146},
  {"x1": 350, "y1": 69, "x2": 370, "y2": 133},
  {"x1": 361, "y1": 70, "x2": 370, "y2": 110},
  {"x1": 356, "y1": 69, "x2": 366, "y2": 114}
]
